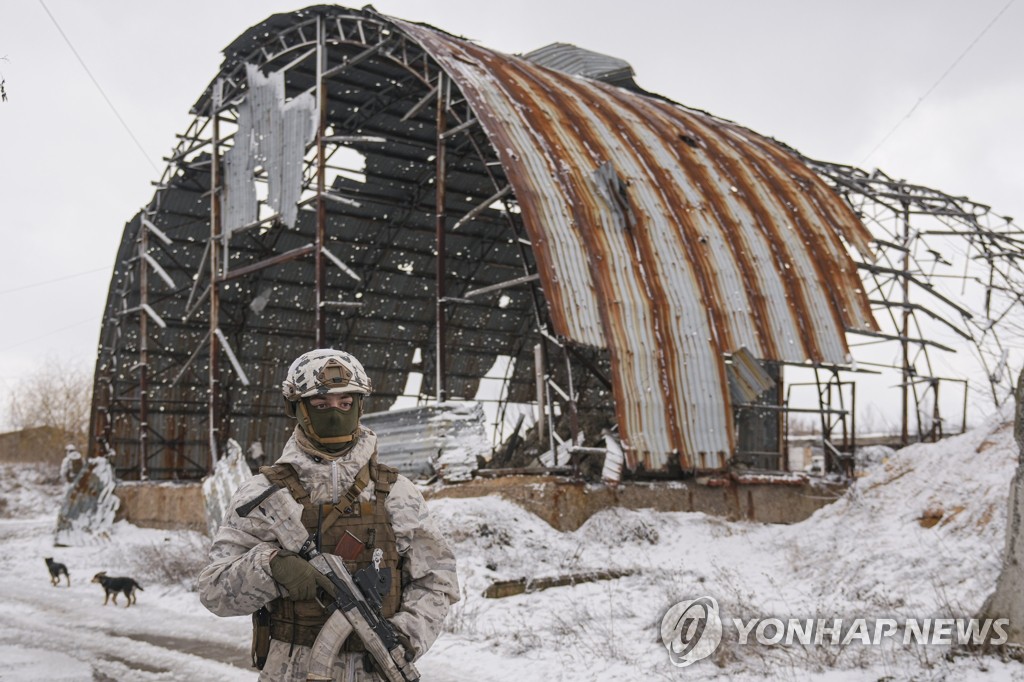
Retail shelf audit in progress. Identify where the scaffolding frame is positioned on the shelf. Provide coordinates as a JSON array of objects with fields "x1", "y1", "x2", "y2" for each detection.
[{"x1": 88, "y1": 10, "x2": 1023, "y2": 481}]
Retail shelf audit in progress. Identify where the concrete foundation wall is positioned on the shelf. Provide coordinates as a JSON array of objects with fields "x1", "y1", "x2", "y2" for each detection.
[
  {"x1": 114, "y1": 481, "x2": 206, "y2": 532},
  {"x1": 115, "y1": 475, "x2": 843, "y2": 534},
  {"x1": 425, "y1": 475, "x2": 844, "y2": 531}
]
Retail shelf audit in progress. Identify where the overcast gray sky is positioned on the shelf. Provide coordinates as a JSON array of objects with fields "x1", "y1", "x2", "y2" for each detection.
[{"x1": 0, "y1": 0, "x2": 1021, "y2": 432}]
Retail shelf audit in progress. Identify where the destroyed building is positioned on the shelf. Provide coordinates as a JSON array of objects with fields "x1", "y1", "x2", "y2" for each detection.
[{"x1": 90, "y1": 5, "x2": 1024, "y2": 485}]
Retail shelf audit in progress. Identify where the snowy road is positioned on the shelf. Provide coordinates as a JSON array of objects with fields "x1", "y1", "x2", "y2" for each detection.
[
  {"x1": 0, "y1": 514, "x2": 471, "y2": 681},
  {"x1": 4, "y1": 414, "x2": 1024, "y2": 682},
  {"x1": 0, "y1": 516, "x2": 255, "y2": 680}
]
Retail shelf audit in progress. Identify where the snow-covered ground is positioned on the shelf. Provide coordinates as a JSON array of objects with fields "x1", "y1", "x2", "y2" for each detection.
[{"x1": 2, "y1": 407, "x2": 1024, "y2": 680}]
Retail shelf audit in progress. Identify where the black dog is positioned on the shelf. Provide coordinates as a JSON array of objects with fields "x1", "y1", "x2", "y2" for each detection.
[
  {"x1": 44, "y1": 557, "x2": 70, "y2": 587},
  {"x1": 92, "y1": 572, "x2": 144, "y2": 607}
]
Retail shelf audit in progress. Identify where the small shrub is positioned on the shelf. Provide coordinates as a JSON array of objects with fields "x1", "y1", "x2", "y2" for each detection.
[
  {"x1": 443, "y1": 577, "x2": 484, "y2": 636},
  {"x1": 124, "y1": 532, "x2": 210, "y2": 591}
]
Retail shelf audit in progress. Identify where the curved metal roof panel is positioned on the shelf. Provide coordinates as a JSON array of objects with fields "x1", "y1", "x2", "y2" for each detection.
[
  {"x1": 95, "y1": 5, "x2": 879, "y2": 478},
  {"x1": 522, "y1": 42, "x2": 639, "y2": 91},
  {"x1": 393, "y1": 17, "x2": 877, "y2": 469}
]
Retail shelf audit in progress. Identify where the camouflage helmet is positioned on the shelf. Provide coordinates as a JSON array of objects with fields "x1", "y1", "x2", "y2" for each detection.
[{"x1": 281, "y1": 349, "x2": 372, "y2": 402}]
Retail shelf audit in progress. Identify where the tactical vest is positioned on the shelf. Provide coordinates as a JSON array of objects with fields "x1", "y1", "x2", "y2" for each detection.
[
  {"x1": 62, "y1": 456, "x2": 83, "y2": 483},
  {"x1": 261, "y1": 459, "x2": 402, "y2": 652}
]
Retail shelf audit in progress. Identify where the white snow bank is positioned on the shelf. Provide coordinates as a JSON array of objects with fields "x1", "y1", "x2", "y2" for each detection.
[{"x1": 0, "y1": 406, "x2": 1021, "y2": 679}]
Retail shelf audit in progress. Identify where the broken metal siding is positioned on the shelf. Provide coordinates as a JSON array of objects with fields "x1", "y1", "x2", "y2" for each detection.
[
  {"x1": 522, "y1": 43, "x2": 638, "y2": 90},
  {"x1": 224, "y1": 64, "x2": 317, "y2": 231},
  {"x1": 222, "y1": 91, "x2": 257, "y2": 235},
  {"x1": 395, "y1": 19, "x2": 877, "y2": 471}
]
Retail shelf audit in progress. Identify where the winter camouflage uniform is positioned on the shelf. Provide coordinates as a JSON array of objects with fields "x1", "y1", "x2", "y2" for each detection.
[
  {"x1": 59, "y1": 444, "x2": 83, "y2": 488},
  {"x1": 198, "y1": 426, "x2": 459, "y2": 681}
]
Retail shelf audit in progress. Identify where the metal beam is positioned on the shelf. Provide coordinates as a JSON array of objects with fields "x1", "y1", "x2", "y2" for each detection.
[
  {"x1": 464, "y1": 273, "x2": 540, "y2": 299},
  {"x1": 451, "y1": 185, "x2": 512, "y2": 232},
  {"x1": 217, "y1": 244, "x2": 315, "y2": 283}
]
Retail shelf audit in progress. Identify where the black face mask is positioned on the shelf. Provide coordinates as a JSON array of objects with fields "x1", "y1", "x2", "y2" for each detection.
[{"x1": 297, "y1": 396, "x2": 362, "y2": 453}]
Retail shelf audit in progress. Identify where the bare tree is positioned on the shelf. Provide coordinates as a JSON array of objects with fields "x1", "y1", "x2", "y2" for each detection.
[{"x1": 2, "y1": 356, "x2": 93, "y2": 464}]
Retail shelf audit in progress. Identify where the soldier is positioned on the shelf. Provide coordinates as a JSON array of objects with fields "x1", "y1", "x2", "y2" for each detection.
[
  {"x1": 58, "y1": 443, "x2": 83, "y2": 489},
  {"x1": 198, "y1": 349, "x2": 459, "y2": 681}
]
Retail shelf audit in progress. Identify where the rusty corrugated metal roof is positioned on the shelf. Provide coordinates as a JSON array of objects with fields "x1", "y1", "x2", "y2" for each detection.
[
  {"x1": 96, "y1": 5, "x2": 879, "y2": 479},
  {"x1": 394, "y1": 18, "x2": 877, "y2": 471}
]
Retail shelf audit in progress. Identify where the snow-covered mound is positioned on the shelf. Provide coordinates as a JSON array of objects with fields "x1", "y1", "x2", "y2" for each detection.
[
  {"x1": 0, "y1": 463, "x2": 62, "y2": 518},
  {"x1": 426, "y1": 406, "x2": 1022, "y2": 679},
  {"x1": 788, "y1": 412, "x2": 1016, "y2": 619},
  {"x1": 0, "y1": 407, "x2": 1020, "y2": 680}
]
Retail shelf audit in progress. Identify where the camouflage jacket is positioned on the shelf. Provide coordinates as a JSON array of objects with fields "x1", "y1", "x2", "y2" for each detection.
[{"x1": 198, "y1": 426, "x2": 459, "y2": 681}]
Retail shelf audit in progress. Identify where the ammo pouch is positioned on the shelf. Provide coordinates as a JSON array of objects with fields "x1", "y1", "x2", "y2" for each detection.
[{"x1": 252, "y1": 606, "x2": 271, "y2": 670}]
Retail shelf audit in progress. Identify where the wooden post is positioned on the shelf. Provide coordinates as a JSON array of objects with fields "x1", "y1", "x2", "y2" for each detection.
[
  {"x1": 534, "y1": 342, "x2": 546, "y2": 444},
  {"x1": 315, "y1": 16, "x2": 327, "y2": 347},
  {"x1": 138, "y1": 217, "x2": 150, "y2": 480},
  {"x1": 979, "y1": 369, "x2": 1024, "y2": 644},
  {"x1": 208, "y1": 79, "x2": 223, "y2": 468},
  {"x1": 434, "y1": 75, "x2": 448, "y2": 403},
  {"x1": 900, "y1": 200, "x2": 910, "y2": 447}
]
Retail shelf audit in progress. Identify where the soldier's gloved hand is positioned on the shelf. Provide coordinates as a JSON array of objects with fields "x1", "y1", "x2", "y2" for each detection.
[{"x1": 269, "y1": 551, "x2": 337, "y2": 601}]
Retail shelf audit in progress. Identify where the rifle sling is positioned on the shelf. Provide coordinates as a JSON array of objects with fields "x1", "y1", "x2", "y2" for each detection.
[
  {"x1": 261, "y1": 460, "x2": 390, "y2": 545},
  {"x1": 236, "y1": 484, "x2": 283, "y2": 518}
]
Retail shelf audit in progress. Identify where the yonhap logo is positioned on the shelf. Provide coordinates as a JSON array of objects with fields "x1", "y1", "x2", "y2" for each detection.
[{"x1": 660, "y1": 596, "x2": 723, "y2": 666}]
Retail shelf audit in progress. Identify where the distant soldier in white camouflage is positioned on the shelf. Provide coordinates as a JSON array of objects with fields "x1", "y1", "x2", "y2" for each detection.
[
  {"x1": 59, "y1": 443, "x2": 83, "y2": 490},
  {"x1": 198, "y1": 349, "x2": 459, "y2": 681}
]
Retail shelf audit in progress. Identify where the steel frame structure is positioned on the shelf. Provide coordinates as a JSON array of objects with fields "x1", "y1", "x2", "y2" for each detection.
[
  {"x1": 91, "y1": 10, "x2": 601, "y2": 480},
  {"x1": 89, "y1": 7, "x2": 1023, "y2": 481},
  {"x1": 812, "y1": 161, "x2": 1022, "y2": 447}
]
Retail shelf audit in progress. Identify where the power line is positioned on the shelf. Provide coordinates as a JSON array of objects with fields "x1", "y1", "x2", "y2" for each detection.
[
  {"x1": 37, "y1": 0, "x2": 160, "y2": 174},
  {"x1": 860, "y1": 0, "x2": 1017, "y2": 165},
  {"x1": 0, "y1": 315, "x2": 100, "y2": 353},
  {"x1": 0, "y1": 266, "x2": 108, "y2": 296}
]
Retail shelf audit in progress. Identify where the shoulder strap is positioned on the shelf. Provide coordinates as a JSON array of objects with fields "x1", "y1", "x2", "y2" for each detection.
[
  {"x1": 259, "y1": 463, "x2": 309, "y2": 505},
  {"x1": 319, "y1": 461, "x2": 398, "y2": 537},
  {"x1": 343, "y1": 463, "x2": 372, "y2": 505},
  {"x1": 319, "y1": 463, "x2": 369, "y2": 538},
  {"x1": 370, "y1": 461, "x2": 399, "y2": 497},
  {"x1": 258, "y1": 460, "x2": 397, "y2": 535}
]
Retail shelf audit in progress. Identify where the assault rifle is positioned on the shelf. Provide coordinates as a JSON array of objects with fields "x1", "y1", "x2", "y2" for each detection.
[{"x1": 237, "y1": 486, "x2": 418, "y2": 682}]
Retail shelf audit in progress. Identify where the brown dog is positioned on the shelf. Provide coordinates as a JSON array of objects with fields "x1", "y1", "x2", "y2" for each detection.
[
  {"x1": 44, "y1": 557, "x2": 70, "y2": 587},
  {"x1": 91, "y1": 572, "x2": 144, "y2": 607}
]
